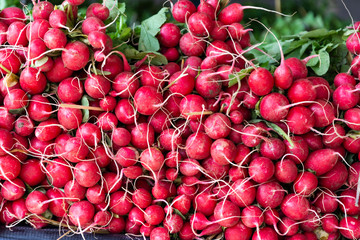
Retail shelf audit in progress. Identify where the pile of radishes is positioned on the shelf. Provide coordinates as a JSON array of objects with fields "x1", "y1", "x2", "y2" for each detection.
[{"x1": 1, "y1": 0, "x2": 360, "y2": 239}]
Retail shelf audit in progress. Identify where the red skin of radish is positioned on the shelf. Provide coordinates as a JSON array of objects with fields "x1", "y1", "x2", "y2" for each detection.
[
  {"x1": 274, "y1": 62, "x2": 293, "y2": 90},
  {"x1": 184, "y1": 56, "x2": 202, "y2": 77},
  {"x1": 284, "y1": 136, "x2": 309, "y2": 164},
  {"x1": 62, "y1": 41, "x2": 90, "y2": 71},
  {"x1": 256, "y1": 181, "x2": 284, "y2": 208},
  {"x1": 64, "y1": 180, "x2": 86, "y2": 202},
  {"x1": 224, "y1": 222, "x2": 252, "y2": 240},
  {"x1": 32, "y1": 1, "x2": 54, "y2": 20},
  {"x1": 148, "y1": 110, "x2": 171, "y2": 133},
  {"x1": 180, "y1": 94, "x2": 208, "y2": 120},
  {"x1": 319, "y1": 161, "x2": 348, "y2": 191},
  {"x1": 205, "y1": 40, "x2": 232, "y2": 64},
  {"x1": 179, "y1": 33, "x2": 206, "y2": 57},
  {"x1": 293, "y1": 171, "x2": 318, "y2": 196},
  {"x1": 344, "y1": 136, "x2": 360, "y2": 153},
  {"x1": 259, "y1": 92, "x2": 289, "y2": 122},
  {"x1": 202, "y1": 157, "x2": 230, "y2": 179},
  {"x1": 346, "y1": 32, "x2": 360, "y2": 54},
  {"x1": 45, "y1": 57, "x2": 73, "y2": 83},
  {"x1": 304, "y1": 148, "x2": 338, "y2": 176},
  {"x1": 35, "y1": 118, "x2": 62, "y2": 142},
  {"x1": 179, "y1": 158, "x2": 200, "y2": 176},
  {"x1": 76, "y1": 123, "x2": 101, "y2": 147},
  {"x1": 107, "y1": 217, "x2": 126, "y2": 233},
  {"x1": 211, "y1": 21, "x2": 227, "y2": 41},
  {"x1": 1, "y1": 178, "x2": 25, "y2": 201},
  {"x1": 57, "y1": 104, "x2": 82, "y2": 130},
  {"x1": 81, "y1": 16, "x2": 105, "y2": 35},
  {"x1": 241, "y1": 124, "x2": 266, "y2": 148},
  {"x1": 339, "y1": 216, "x2": 360, "y2": 239},
  {"x1": 57, "y1": 77, "x2": 84, "y2": 103},
  {"x1": 193, "y1": 192, "x2": 217, "y2": 216},
  {"x1": 112, "y1": 128, "x2": 131, "y2": 147},
  {"x1": 281, "y1": 193, "x2": 310, "y2": 220},
  {"x1": 172, "y1": 0, "x2": 196, "y2": 23},
  {"x1": 19, "y1": 67, "x2": 47, "y2": 95},
  {"x1": 230, "y1": 179, "x2": 256, "y2": 208},
  {"x1": 321, "y1": 215, "x2": 339, "y2": 233},
  {"x1": 46, "y1": 158, "x2": 72, "y2": 188},
  {"x1": 241, "y1": 205, "x2": 264, "y2": 228},
  {"x1": 19, "y1": 159, "x2": 45, "y2": 186},
  {"x1": 86, "y1": 185, "x2": 106, "y2": 205},
  {"x1": 159, "y1": 128, "x2": 182, "y2": 151},
  {"x1": 195, "y1": 70, "x2": 221, "y2": 98},
  {"x1": 309, "y1": 100, "x2": 335, "y2": 128},
  {"x1": 74, "y1": 161, "x2": 101, "y2": 188},
  {"x1": 26, "y1": 19, "x2": 50, "y2": 40},
  {"x1": 97, "y1": 55, "x2": 123, "y2": 80},
  {"x1": 314, "y1": 190, "x2": 338, "y2": 213},
  {"x1": 185, "y1": 132, "x2": 212, "y2": 160},
  {"x1": 278, "y1": 217, "x2": 299, "y2": 236},
  {"x1": 94, "y1": 211, "x2": 111, "y2": 226},
  {"x1": 102, "y1": 172, "x2": 122, "y2": 193},
  {"x1": 348, "y1": 162, "x2": 360, "y2": 189},
  {"x1": 36, "y1": 56, "x2": 54, "y2": 73},
  {"x1": 286, "y1": 106, "x2": 315, "y2": 135},
  {"x1": 150, "y1": 227, "x2": 170, "y2": 240},
  {"x1": 85, "y1": 74, "x2": 111, "y2": 99},
  {"x1": 285, "y1": 57, "x2": 308, "y2": 79},
  {"x1": 158, "y1": 23, "x2": 181, "y2": 47},
  {"x1": 340, "y1": 189, "x2": 360, "y2": 215},
  {"x1": 100, "y1": 96, "x2": 116, "y2": 111},
  {"x1": 115, "y1": 146, "x2": 138, "y2": 167},
  {"x1": 7, "y1": 22, "x2": 28, "y2": 46},
  {"x1": 260, "y1": 138, "x2": 286, "y2": 160},
  {"x1": 249, "y1": 157, "x2": 275, "y2": 183},
  {"x1": 69, "y1": 200, "x2": 95, "y2": 227},
  {"x1": 144, "y1": 205, "x2": 165, "y2": 226},
  {"x1": 88, "y1": 30, "x2": 107, "y2": 49},
  {"x1": 204, "y1": 113, "x2": 231, "y2": 139},
  {"x1": 0, "y1": 7, "x2": 26, "y2": 25},
  {"x1": 0, "y1": 108, "x2": 15, "y2": 131},
  {"x1": 334, "y1": 73, "x2": 356, "y2": 87},
  {"x1": 86, "y1": 3, "x2": 110, "y2": 21},
  {"x1": 4, "y1": 89, "x2": 28, "y2": 110},
  {"x1": 133, "y1": 86, "x2": 163, "y2": 116},
  {"x1": 139, "y1": 65, "x2": 165, "y2": 88},
  {"x1": 187, "y1": 12, "x2": 214, "y2": 37},
  {"x1": 54, "y1": 133, "x2": 71, "y2": 158},
  {"x1": 130, "y1": 123, "x2": 155, "y2": 149},
  {"x1": 210, "y1": 138, "x2": 236, "y2": 165},
  {"x1": 28, "y1": 39, "x2": 46, "y2": 60},
  {"x1": 46, "y1": 188, "x2": 68, "y2": 218},
  {"x1": 172, "y1": 195, "x2": 191, "y2": 215},
  {"x1": 132, "y1": 188, "x2": 152, "y2": 209},
  {"x1": 308, "y1": 76, "x2": 331, "y2": 100},
  {"x1": 112, "y1": 72, "x2": 139, "y2": 98},
  {"x1": 0, "y1": 129, "x2": 15, "y2": 156},
  {"x1": 140, "y1": 147, "x2": 164, "y2": 172},
  {"x1": 168, "y1": 71, "x2": 195, "y2": 96},
  {"x1": 64, "y1": 137, "x2": 89, "y2": 163},
  {"x1": 44, "y1": 28, "x2": 67, "y2": 49},
  {"x1": 0, "y1": 49, "x2": 22, "y2": 75},
  {"x1": 12, "y1": 198, "x2": 28, "y2": 220},
  {"x1": 252, "y1": 227, "x2": 278, "y2": 240},
  {"x1": 287, "y1": 78, "x2": 316, "y2": 104},
  {"x1": 25, "y1": 191, "x2": 49, "y2": 215},
  {"x1": 214, "y1": 200, "x2": 240, "y2": 227},
  {"x1": 115, "y1": 99, "x2": 138, "y2": 125},
  {"x1": 218, "y1": 3, "x2": 244, "y2": 25},
  {"x1": 345, "y1": 108, "x2": 360, "y2": 131},
  {"x1": 248, "y1": 68, "x2": 274, "y2": 96},
  {"x1": 190, "y1": 212, "x2": 211, "y2": 230},
  {"x1": 333, "y1": 83, "x2": 359, "y2": 110},
  {"x1": 49, "y1": 10, "x2": 67, "y2": 28},
  {"x1": 164, "y1": 214, "x2": 183, "y2": 234}
]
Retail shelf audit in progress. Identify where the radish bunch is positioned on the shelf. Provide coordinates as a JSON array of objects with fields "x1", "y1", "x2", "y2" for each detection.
[{"x1": 0, "y1": 0, "x2": 360, "y2": 239}]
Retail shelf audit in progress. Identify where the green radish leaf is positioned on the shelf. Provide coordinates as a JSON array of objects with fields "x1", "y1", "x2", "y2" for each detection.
[
  {"x1": 310, "y1": 50, "x2": 330, "y2": 76},
  {"x1": 81, "y1": 96, "x2": 90, "y2": 123},
  {"x1": 91, "y1": 68, "x2": 112, "y2": 76},
  {"x1": 120, "y1": 44, "x2": 168, "y2": 65},
  {"x1": 42, "y1": 209, "x2": 53, "y2": 220},
  {"x1": 34, "y1": 56, "x2": 49, "y2": 68},
  {"x1": 138, "y1": 7, "x2": 168, "y2": 52},
  {"x1": 228, "y1": 66, "x2": 254, "y2": 87},
  {"x1": 173, "y1": 209, "x2": 186, "y2": 220},
  {"x1": 264, "y1": 121, "x2": 294, "y2": 148},
  {"x1": 300, "y1": 28, "x2": 329, "y2": 39}
]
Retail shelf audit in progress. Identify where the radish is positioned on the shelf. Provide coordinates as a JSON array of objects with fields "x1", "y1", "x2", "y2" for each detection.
[
  {"x1": 45, "y1": 57, "x2": 73, "y2": 83},
  {"x1": 260, "y1": 137, "x2": 286, "y2": 160},
  {"x1": 44, "y1": 28, "x2": 67, "y2": 49},
  {"x1": 314, "y1": 190, "x2": 338, "y2": 213},
  {"x1": 62, "y1": 41, "x2": 90, "y2": 71},
  {"x1": 45, "y1": 158, "x2": 72, "y2": 188},
  {"x1": 319, "y1": 161, "x2": 348, "y2": 191},
  {"x1": 1, "y1": 178, "x2": 25, "y2": 201},
  {"x1": 32, "y1": 1, "x2": 54, "y2": 20},
  {"x1": 284, "y1": 57, "x2": 308, "y2": 79},
  {"x1": 293, "y1": 171, "x2": 318, "y2": 196},
  {"x1": 248, "y1": 68, "x2": 274, "y2": 96},
  {"x1": 25, "y1": 191, "x2": 49, "y2": 215},
  {"x1": 333, "y1": 83, "x2": 359, "y2": 110},
  {"x1": 248, "y1": 157, "x2": 275, "y2": 183},
  {"x1": 252, "y1": 227, "x2": 278, "y2": 240},
  {"x1": 230, "y1": 179, "x2": 256, "y2": 207},
  {"x1": 204, "y1": 113, "x2": 231, "y2": 139},
  {"x1": 256, "y1": 181, "x2": 285, "y2": 208},
  {"x1": 134, "y1": 86, "x2": 163, "y2": 116},
  {"x1": 339, "y1": 217, "x2": 360, "y2": 239},
  {"x1": 7, "y1": 22, "x2": 28, "y2": 46},
  {"x1": 0, "y1": 7, "x2": 26, "y2": 25},
  {"x1": 110, "y1": 191, "x2": 133, "y2": 215},
  {"x1": 304, "y1": 148, "x2": 338, "y2": 176},
  {"x1": 287, "y1": 78, "x2": 316, "y2": 104},
  {"x1": 259, "y1": 92, "x2": 289, "y2": 122},
  {"x1": 46, "y1": 188, "x2": 68, "y2": 218},
  {"x1": 286, "y1": 106, "x2": 315, "y2": 135},
  {"x1": 179, "y1": 33, "x2": 206, "y2": 57},
  {"x1": 224, "y1": 222, "x2": 252, "y2": 240},
  {"x1": 69, "y1": 200, "x2": 95, "y2": 227},
  {"x1": 64, "y1": 180, "x2": 86, "y2": 202},
  {"x1": 172, "y1": 0, "x2": 196, "y2": 23},
  {"x1": 49, "y1": 10, "x2": 67, "y2": 28},
  {"x1": 280, "y1": 193, "x2": 310, "y2": 220},
  {"x1": 214, "y1": 200, "x2": 240, "y2": 227},
  {"x1": 74, "y1": 161, "x2": 101, "y2": 187},
  {"x1": 187, "y1": 12, "x2": 214, "y2": 37},
  {"x1": 345, "y1": 108, "x2": 360, "y2": 131},
  {"x1": 19, "y1": 159, "x2": 45, "y2": 186}
]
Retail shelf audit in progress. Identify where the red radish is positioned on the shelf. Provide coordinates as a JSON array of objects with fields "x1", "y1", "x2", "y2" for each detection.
[
  {"x1": 248, "y1": 68, "x2": 274, "y2": 96},
  {"x1": 287, "y1": 79, "x2": 316, "y2": 104},
  {"x1": 168, "y1": 71, "x2": 195, "y2": 96},
  {"x1": 161, "y1": 47, "x2": 179, "y2": 62},
  {"x1": 179, "y1": 33, "x2": 206, "y2": 57},
  {"x1": 144, "y1": 205, "x2": 165, "y2": 225},
  {"x1": 249, "y1": 157, "x2": 275, "y2": 183},
  {"x1": 260, "y1": 138, "x2": 286, "y2": 160},
  {"x1": 86, "y1": 3, "x2": 110, "y2": 21},
  {"x1": 69, "y1": 200, "x2": 95, "y2": 227},
  {"x1": 46, "y1": 158, "x2": 72, "y2": 188},
  {"x1": 1, "y1": 178, "x2": 25, "y2": 201},
  {"x1": 172, "y1": 0, "x2": 196, "y2": 23},
  {"x1": 340, "y1": 189, "x2": 360, "y2": 215},
  {"x1": 308, "y1": 76, "x2": 331, "y2": 100},
  {"x1": 224, "y1": 222, "x2": 252, "y2": 240},
  {"x1": 259, "y1": 93, "x2": 289, "y2": 122},
  {"x1": 184, "y1": 56, "x2": 202, "y2": 77},
  {"x1": 46, "y1": 188, "x2": 68, "y2": 218},
  {"x1": 187, "y1": 12, "x2": 214, "y2": 37},
  {"x1": 252, "y1": 227, "x2": 278, "y2": 240},
  {"x1": 134, "y1": 86, "x2": 163, "y2": 116},
  {"x1": 180, "y1": 94, "x2": 208, "y2": 120},
  {"x1": 345, "y1": 108, "x2": 360, "y2": 131},
  {"x1": 57, "y1": 105, "x2": 82, "y2": 130},
  {"x1": 26, "y1": 19, "x2": 50, "y2": 40},
  {"x1": 280, "y1": 193, "x2": 310, "y2": 220},
  {"x1": 256, "y1": 181, "x2": 285, "y2": 208},
  {"x1": 0, "y1": 7, "x2": 26, "y2": 25},
  {"x1": 49, "y1": 10, "x2": 67, "y2": 28},
  {"x1": 278, "y1": 217, "x2": 299, "y2": 236},
  {"x1": 214, "y1": 200, "x2": 240, "y2": 227},
  {"x1": 319, "y1": 161, "x2": 348, "y2": 191},
  {"x1": 286, "y1": 106, "x2": 315, "y2": 135},
  {"x1": 241, "y1": 205, "x2": 264, "y2": 228},
  {"x1": 131, "y1": 123, "x2": 155, "y2": 149},
  {"x1": 314, "y1": 190, "x2": 338, "y2": 213},
  {"x1": 321, "y1": 215, "x2": 339, "y2": 233},
  {"x1": 7, "y1": 22, "x2": 28, "y2": 46},
  {"x1": 64, "y1": 180, "x2": 86, "y2": 202},
  {"x1": 333, "y1": 83, "x2": 359, "y2": 110},
  {"x1": 185, "y1": 132, "x2": 212, "y2": 160},
  {"x1": 19, "y1": 67, "x2": 47, "y2": 95},
  {"x1": 284, "y1": 136, "x2": 309, "y2": 163},
  {"x1": 150, "y1": 227, "x2": 170, "y2": 240},
  {"x1": 346, "y1": 32, "x2": 360, "y2": 54},
  {"x1": 195, "y1": 70, "x2": 222, "y2": 98},
  {"x1": 19, "y1": 159, "x2": 45, "y2": 186},
  {"x1": 4, "y1": 89, "x2": 28, "y2": 110},
  {"x1": 44, "y1": 28, "x2": 67, "y2": 49},
  {"x1": 339, "y1": 217, "x2": 360, "y2": 239},
  {"x1": 293, "y1": 171, "x2": 318, "y2": 196},
  {"x1": 304, "y1": 148, "x2": 338, "y2": 176},
  {"x1": 284, "y1": 57, "x2": 308, "y2": 79},
  {"x1": 76, "y1": 123, "x2": 101, "y2": 147},
  {"x1": 46, "y1": 57, "x2": 73, "y2": 83},
  {"x1": 62, "y1": 41, "x2": 90, "y2": 71},
  {"x1": 211, "y1": 21, "x2": 227, "y2": 41},
  {"x1": 309, "y1": 100, "x2": 335, "y2": 128},
  {"x1": 74, "y1": 161, "x2": 101, "y2": 187},
  {"x1": 140, "y1": 147, "x2": 164, "y2": 172},
  {"x1": 230, "y1": 179, "x2": 256, "y2": 207},
  {"x1": 25, "y1": 191, "x2": 49, "y2": 215}
]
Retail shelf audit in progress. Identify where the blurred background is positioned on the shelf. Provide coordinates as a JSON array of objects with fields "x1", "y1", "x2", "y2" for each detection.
[{"x1": 2, "y1": 0, "x2": 358, "y2": 39}]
